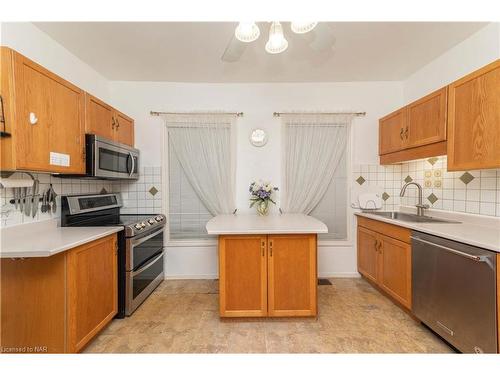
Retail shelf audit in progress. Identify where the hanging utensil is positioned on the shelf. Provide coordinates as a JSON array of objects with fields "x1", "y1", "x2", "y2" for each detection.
[
  {"x1": 51, "y1": 187, "x2": 57, "y2": 214},
  {"x1": 20, "y1": 186, "x2": 25, "y2": 213},
  {"x1": 24, "y1": 185, "x2": 31, "y2": 216},
  {"x1": 31, "y1": 178, "x2": 39, "y2": 218},
  {"x1": 13, "y1": 187, "x2": 18, "y2": 210}
]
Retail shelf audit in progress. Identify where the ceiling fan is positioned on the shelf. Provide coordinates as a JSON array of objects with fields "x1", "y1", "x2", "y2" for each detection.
[{"x1": 221, "y1": 22, "x2": 335, "y2": 62}]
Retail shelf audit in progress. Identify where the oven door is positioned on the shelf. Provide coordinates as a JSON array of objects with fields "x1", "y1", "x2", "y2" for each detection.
[
  {"x1": 125, "y1": 250, "x2": 164, "y2": 316},
  {"x1": 126, "y1": 228, "x2": 164, "y2": 272},
  {"x1": 93, "y1": 136, "x2": 139, "y2": 180}
]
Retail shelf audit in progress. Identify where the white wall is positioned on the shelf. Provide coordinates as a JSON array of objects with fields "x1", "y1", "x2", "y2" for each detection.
[
  {"x1": 403, "y1": 22, "x2": 500, "y2": 102},
  {"x1": 0, "y1": 22, "x2": 110, "y2": 101},
  {"x1": 109, "y1": 81, "x2": 404, "y2": 278}
]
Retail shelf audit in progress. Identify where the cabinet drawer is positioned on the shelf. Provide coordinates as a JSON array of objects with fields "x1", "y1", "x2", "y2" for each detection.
[{"x1": 357, "y1": 216, "x2": 411, "y2": 244}]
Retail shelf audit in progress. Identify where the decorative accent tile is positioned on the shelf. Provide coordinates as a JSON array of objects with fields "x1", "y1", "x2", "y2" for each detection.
[
  {"x1": 404, "y1": 175, "x2": 413, "y2": 183},
  {"x1": 424, "y1": 170, "x2": 432, "y2": 178},
  {"x1": 148, "y1": 186, "x2": 159, "y2": 196},
  {"x1": 355, "y1": 176, "x2": 366, "y2": 185},
  {"x1": 427, "y1": 193, "x2": 438, "y2": 204},
  {"x1": 427, "y1": 157, "x2": 439, "y2": 166},
  {"x1": 424, "y1": 180, "x2": 432, "y2": 188},
  {"x1": 434, "y1": 180, "x2": 442, "y2": 188},
  {"x1": 382, "y1": 192, "x2": 390, "y2": 201},
  {"x1": 434, "y1": 169, "x2": 442, "y2": 178},
  {"x1": 459, "y1": 172, "x2": 475, "y2": 185}
]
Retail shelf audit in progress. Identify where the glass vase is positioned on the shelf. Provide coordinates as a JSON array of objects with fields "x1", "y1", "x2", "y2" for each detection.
[{"x1": 256, "y1": 200, "x2": 269, "y2": 216}]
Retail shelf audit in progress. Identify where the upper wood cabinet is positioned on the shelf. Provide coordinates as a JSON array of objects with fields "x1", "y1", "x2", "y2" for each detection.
[
  {"x1": 357, "y1": 217, "x2": 412, "y2": 310},
  {"x1": 379, "y1": 88, "x2": 447, "y2": 164},
  {"x1": 267, "y1": 234, "x2": 317, "y2": 317},
  {"x1": 114, "y1": 110, "x2": 134, "y2": 146},
  {"x1": 447, "y1": 59, "x2": 500, "y2": 171},
  {"x1": 1, "y1": 47, "x2": 85, "y2": 173},
  {"x1": 85, "y1": 94, "x2": 115, "y2": 140},
  {"x1": 379, "y1": 108, "x2": 409, "y2": 155},
  {"x1": 85, "y1": 93, "x2": 135, "y2": 147},
  {"x1": 0, "y1": 234, "x2": 118, "y2": 353},
  {"x1": 407, "y1": 87, "x2": 447, "y2": 148},
  {"x1": 218, "y1": 234, "x2": 317, "y2": 318}
]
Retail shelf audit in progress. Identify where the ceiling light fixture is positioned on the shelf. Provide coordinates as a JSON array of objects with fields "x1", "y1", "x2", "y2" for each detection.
[
  {"x1": 235, "y1": 22, "x2": 260, "y2": 43},
  {"x1": 290, "y1": 22, "x2": 318, "y2": 34},
  {"x1": 265, "y1": 22, "x2": 288, "y2": 54}
]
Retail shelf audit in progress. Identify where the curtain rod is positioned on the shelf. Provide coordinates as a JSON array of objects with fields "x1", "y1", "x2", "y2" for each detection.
[
  {"x1": 273, "y1": 111, "x2": 366, "y2": 117},
  {"x1": 150, "y1": 111, "x2": 244, "y2": 117}
]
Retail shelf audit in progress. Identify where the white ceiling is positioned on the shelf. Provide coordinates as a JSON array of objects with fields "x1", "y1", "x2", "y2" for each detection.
[{"x1": 34, "y1": 22, "x2": 487, "y2": 83}]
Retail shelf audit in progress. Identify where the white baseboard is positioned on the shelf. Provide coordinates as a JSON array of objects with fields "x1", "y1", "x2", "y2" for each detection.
[
  {"x1": 318, "y1": 272, "x2": 361, "y2": 278},
  {"x1": 165, "y1": 272, "x2": 361, "y2": 280},
  {"x1": 165, "y1": 274, "x2": 218, "y2": 280}
]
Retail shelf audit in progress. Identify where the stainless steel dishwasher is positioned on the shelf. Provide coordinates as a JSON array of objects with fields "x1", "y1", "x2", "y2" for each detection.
[{"x1": 412, "y1": 231, "x2": 497, "y2": 353}]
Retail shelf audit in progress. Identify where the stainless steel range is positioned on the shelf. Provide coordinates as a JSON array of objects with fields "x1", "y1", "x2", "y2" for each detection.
[{"x1": 61, "y1": 193, "x2": 166, "y2": 317}]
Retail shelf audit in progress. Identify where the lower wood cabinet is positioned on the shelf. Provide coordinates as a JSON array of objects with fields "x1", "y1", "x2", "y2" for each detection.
[
  {"x1": 0, "y1": 234, "x2": 117, "y2": 353},
  {"x1": 357, "y1": 217, "x2": 412, "y2": 309},
  {"x1": 218, "y1": 234, "x2": 317, "y2": 318}
]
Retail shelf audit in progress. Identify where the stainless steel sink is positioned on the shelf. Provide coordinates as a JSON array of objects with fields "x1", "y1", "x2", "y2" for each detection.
[{"x1": 366, "y1": 211, "x2": 461, "y2": 223}]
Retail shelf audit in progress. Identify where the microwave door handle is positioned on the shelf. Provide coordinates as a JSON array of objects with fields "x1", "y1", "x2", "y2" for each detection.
[{"x1": 128, "y1": 152, "x2": 135, "y2": 177}]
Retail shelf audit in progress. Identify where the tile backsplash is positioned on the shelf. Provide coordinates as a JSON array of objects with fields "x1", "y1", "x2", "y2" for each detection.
[
  {"x1": 0, "y1": 166, "x2": 163, "y2": 228},
  {"x1": 353, "y1": 156, "x2": 500, "y2": 217}
]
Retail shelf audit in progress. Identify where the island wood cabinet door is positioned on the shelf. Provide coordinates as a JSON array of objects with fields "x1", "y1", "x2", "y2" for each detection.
[
  {"x1": 218, "y1": 235, "x2": 268, "y2": 317},
  {"x1": 379, "y1": 107, "x2": 409, "y2": 155},
  {"x1": 12, "y1": 51, "x2": 85, "y2": 173},
  {"x1": 357, "y1": 226, "x2": 379, "y2": 284},
  {"x1": 66, "y1": 235, "x2": 118, "y2": 352},
  {"x1": 407, "y1": 87, "x2": 447, "y2": 148},
  {"x1": 447, "y1": 59, "x2": 500, "y2": 171},
  {"x1": 378, "y1": 234, "x2": 412, "y2": 309},
  {"x1": 267, "y1": 234, "x2": 317, "y2": 317}
]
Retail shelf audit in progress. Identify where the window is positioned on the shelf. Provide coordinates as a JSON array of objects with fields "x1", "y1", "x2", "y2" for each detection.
[
  {"x1": 168, "y1": 140, "x2": 214, "y2": 240},
  {"x1": 164, "y1": 113, "x2": 236, "y2": 242},
  {"x1": 310, "y1": 152, "x2": 348, "y2": 240},
  {"x1": 280, "y1": 113, "x2": 352, "y2": 241}
]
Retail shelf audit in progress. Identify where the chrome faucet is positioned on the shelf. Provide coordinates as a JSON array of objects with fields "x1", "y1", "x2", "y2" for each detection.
[{"x1": 400, "y1": 182, "x2": 429, "y2": 216}]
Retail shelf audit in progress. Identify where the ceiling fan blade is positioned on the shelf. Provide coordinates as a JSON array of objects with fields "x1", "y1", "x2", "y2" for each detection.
[
  {"x1": 221, "y1": 34, "x2": 247, "y2": 62},
  {"x1": 308, "y1": 23, "x2": 336, "y2": 52}
]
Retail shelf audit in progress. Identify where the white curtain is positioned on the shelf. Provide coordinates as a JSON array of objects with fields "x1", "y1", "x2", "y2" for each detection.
[
  {"x1": 281, "y1": 113, "x2": 353, "y2": 214},
  {"x1": 164, "y1": 113, "x2": 236, "y2": 215}
]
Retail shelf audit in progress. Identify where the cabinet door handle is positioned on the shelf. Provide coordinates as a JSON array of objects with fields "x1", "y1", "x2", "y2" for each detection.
[
  {"x1": 116, "y1": 118, "x2": 120, "y2": 129},
  {"x1": 399, "y1": 128, "x2": 404, "y2": 140},
  {"x1": 261, "y1": 240, "x2": 265, "y2": 257},
  {"x1": 404, "y1": 126, "x2": 409, "y2": 139},
  {"x1": 112, "y1": 117, "x2": 115, "y2": 129},
  {"x1": 29, "y1": 112, "x2": 38, "y2": 125},
  {"x1": 269, "y1": 239, "x2": 273, "y2": 257}
]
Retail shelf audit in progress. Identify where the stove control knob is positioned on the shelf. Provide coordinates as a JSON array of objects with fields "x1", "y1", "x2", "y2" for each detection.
[
  {"x1": 155, "y1": 216, "x2": 163, "y2": 222},
  {"x1": 141, "y1": 222, "x2": 146, "y2": 228},
  {"x1": 134, "y1": 224, "x2": 143, "y2": 230},
  {"x1": 148, "y1": 219, "x2": 155, "y2": 225}
]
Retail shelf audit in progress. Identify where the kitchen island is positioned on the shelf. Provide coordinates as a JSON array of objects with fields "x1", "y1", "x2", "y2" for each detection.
[{"x1": 206, "y1": 214, "x2": 327, "y2": 318}]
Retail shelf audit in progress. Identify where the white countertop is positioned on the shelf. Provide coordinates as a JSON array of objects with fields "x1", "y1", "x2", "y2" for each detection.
[
  {"x1": 206, "y1": 213, "x2": 328, "y2": 235},
  {"x1": 355, "y1": 207, "x2": 500, "y2": 253},
  {"x1": 0, "y1": 219, "x2": 123, "y2": 258}
]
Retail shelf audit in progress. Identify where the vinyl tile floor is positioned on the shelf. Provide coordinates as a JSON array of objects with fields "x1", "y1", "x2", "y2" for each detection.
[{"x1": 84, "y1": 278, "x2": 454, "y2": 353}]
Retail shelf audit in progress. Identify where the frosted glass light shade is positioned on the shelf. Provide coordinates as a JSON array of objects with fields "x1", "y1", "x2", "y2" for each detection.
[
  {"x1": 265, "y1": 22, "x2": 288, "y2": 54},
  {"x1": 291, "y1": 22, "x2": 318, "y2": 34},
  {"x1": 235, "y1": 22, "x2": 260, "y2": 43}
]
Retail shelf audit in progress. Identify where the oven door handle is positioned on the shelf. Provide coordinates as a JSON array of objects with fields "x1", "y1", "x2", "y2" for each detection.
[
  {"x1": 131, "y1": 227, "x2": 165, "y2": 246},
  {"x1": 131, "y1": 250, "x2": 164, "y2": 277}
]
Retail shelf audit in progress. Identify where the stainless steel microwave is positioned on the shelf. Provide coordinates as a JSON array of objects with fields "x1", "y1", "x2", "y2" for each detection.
[{"x1": 81, "y1": 134, "x2": 140, "y2": 180}]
